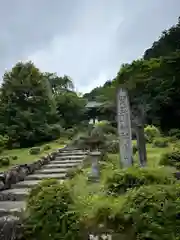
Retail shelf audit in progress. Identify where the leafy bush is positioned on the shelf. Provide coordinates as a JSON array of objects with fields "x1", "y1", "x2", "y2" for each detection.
[
  {"x1": 160, "y1": 150, "x2": 180, "y2": 169},
  {"x1": 46, "y1": 124, "x2": 62, "y2": 140},
  {"x1": 152, "y1": 137, "x2": 168, "y2": 148},
  {"x1": 43, "y1": 144, "x2": 51, "y2": 151},
  {"x1": 66, "y1": 166, "x2": 84, "y2": 179},
  {"x1": 168, "y1": 128, "x2": 180, "y2": 139},
  {"x1": 0, "y1": 135, "x2": 8, "y2": 152},
  {"x1": 121, "y1": 184, "x2": 180, "y2": 240},
  {"x1": 29, "y1": 147, "x2": 41, "y2": 155},
  {"x1": 65, "y1": 128, "x2": 76, "y2": 139},
  {"x1": 11, "y1": 155, "x2": 18, "y2": 160},
  {"x1": 144, "y1": 125, "x2": 161, "y2": 143},
  {"x1": 94, "y1": 121, "x2": 117, "y2": 135},
  {"x1": 0, "y1": 156, "x2": 10, "y2": 166},
  {"x1": 107, "y1": 140, "x2": 119, "y2": 154},
  {"x1": 24, "y1": 180, "x2": 80, "y2": 239},
  {"x1": 80, "y1": 185, "x2": 180, "y2": 240},
  {"x1": 104, "y1": 167, "x2": 176, "y2": 195}
]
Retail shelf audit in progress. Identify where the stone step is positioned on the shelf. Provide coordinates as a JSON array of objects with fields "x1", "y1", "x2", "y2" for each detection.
[
  {"x1": 58, "y1": 152, "x2": 87, "y2": 156},
  {"x1": 35, "y1": 168, "x2": 67, "y2": 174},
  {"x1": 12, "y1": 179, "x2": 64, "y2": 188},
  {"x1": 12, "y1": 180, "x2": 42, "y2": 188},
  {"x1": 0, "y1": 201, "x2": 25, "y2": 217},
  {"x1": 44, "y1": 163, "x2": 79, "y2": 168},
  {"x1": 25, "y1": 173, "x2": 66, "y2": 180},
  {"x1": 55, "y1": 155, "x2": 86, "y2": 160},
  {"x1": 0, "y1": 189, "x2": 29, "y2": 201},
  {"x1": 51, "y1": 159, "x2": 82, "y2": 164}
]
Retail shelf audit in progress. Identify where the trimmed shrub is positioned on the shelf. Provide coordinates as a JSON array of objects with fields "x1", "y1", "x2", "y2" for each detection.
[
  {"x1": 104, "y1": 167, "x2": 176, "y2": 195},
  {"x1": 144, "y1": 125, "x2": 161, "y2": 143},
  {"x1": 94, "y1": 121, "x2": 117, "y2": 135},
  {"x1": 29, "y1": 147, "x2": 41, "y2": 155},
  {"x1": 11, "y1": 155, "x2": 18, "y2": 160},
  {"x1": 152, "y1": 137, "x2": 168, "y2": 148},
  {"x1": 121, "y1": 184, "x2": 180, "y2": 240},
  {"x1": 168, "y1": 128, "x2": 180, "y2": 139},
  {"x1": 66, "y1": 166, "x2": 84, "y2": 179},
  {"x1": 24, "y1": 180, "x2": 80, "y2": 239},
  {"x1": 160, "y1": 150, "x2": 180, "y2": 169},
  {"x1": 43, "y1": 144, "x2": 51, "y2": 151},
  {"x1": 0, "y1": 156, "x2": 10, "y2": 166},
  {"x1": 107, "y1": 140, "x2": 119, "y2": 154},
  {"x1": 65, "y1": 128, "x2": 75, "y2": 139},
  {"x1": 46, "y1": 124, "x2": 63, "y2": 140}
]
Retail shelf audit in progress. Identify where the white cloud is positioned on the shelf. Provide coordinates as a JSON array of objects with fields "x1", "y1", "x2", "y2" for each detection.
[{"x1": 0, "y1": 0, "x2": 180, "y2": 92}]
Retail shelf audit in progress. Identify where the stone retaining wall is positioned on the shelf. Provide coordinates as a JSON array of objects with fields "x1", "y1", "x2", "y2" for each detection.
[{"x1": 0, "y1": 150, "x2": 60, "y2": 192}]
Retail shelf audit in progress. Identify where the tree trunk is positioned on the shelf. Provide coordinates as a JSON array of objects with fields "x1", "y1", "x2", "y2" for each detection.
[{"x1": 136, "y1": 125, "x2": 147, "y2": 167}]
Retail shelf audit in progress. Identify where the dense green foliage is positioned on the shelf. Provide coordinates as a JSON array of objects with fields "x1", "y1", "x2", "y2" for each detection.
[
  {"x1": 152, "y1": 137, "x2": 168, "y2": 148},
  {"x1": 144, "y1": 125, "x2": 161, "y2": 143},
  {"x1": 0, "y1": 62, "x2": 86, "y2": 148},
  {"x1": 103, "y1": 167, "x2": 176, "y2": 195},
  {"x1": 29, "y1": 147, "x2": 41, "y2": 155},
  {"x1": 0, "y1": 156, "x2": 10, "y2": 166},
  {"x1": 120, "y1": 184, "x2": 180, "y2": 240},
  {"x1": 25, "y1": 179, "x2": 80, "y2": 240},
  {"x1": 160, "y1": 149, "x2": 180, "y2": 169},
  {"x1": 144, "y1": 17, "x2": 180, "y2": 59},
  {"x1": 0, "y1": 135, "x2": 8, "y2": 153}
]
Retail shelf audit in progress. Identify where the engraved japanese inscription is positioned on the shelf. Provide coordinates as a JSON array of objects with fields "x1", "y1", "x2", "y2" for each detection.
[{"x1": 117, "y1": 88, "x2": 132, "y2": 167}]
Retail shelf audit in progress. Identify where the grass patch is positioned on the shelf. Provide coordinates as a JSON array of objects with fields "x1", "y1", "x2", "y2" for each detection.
[{"x1": 0, "y1": 138, "x2": 68, "y2": 171}]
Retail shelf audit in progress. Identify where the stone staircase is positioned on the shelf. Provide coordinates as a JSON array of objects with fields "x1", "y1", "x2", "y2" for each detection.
[{"x1": 0, "y1": 148, "x2": 88, "y2": 217}]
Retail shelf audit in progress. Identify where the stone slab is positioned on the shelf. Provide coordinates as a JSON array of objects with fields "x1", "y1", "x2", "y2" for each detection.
[
  {"x1": 12, "y1": 180, "x2": 41, "y2": 188},
  {"x1": 58, "y1": 152, "x2": 87, "y2": 156},
  {"x1": 25, "y1": 173, "x2": 66, "y2": 180},
  {"x1": 56, "y1": 155, "x2": 86, "y2": 160},
  {"x1": 0, "y1": 189, "x2": 29, "y2": 201},
  {"x1": 0, "y1": 201, "x2": 25, "y2": 217},
  {"x1": 36, "y1": 168, "x2": 67, "y2": 174},
  {"x1": 51, "y1": 159, "x2": 82, "y2": 164},
  {"x1": 44, "y1": 163, "x2": 78, "y2": 168}
]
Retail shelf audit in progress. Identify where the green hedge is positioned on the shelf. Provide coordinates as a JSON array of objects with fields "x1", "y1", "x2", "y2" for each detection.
[
  {"x1": 104, "y1": 167, "x2": 176, "y2": 195},
  {"x1": 120, "y1": 184, "x2": 180, "y2": 239},
  {"x1": 29, "y1": 147, "x2": 41, "y2": 155},
  {"x1": 152, "y1": 137, "x2": 168, "y2": 148},
  {"x1": 160, "y1": 149, "x2": 180, "y2": 169}
]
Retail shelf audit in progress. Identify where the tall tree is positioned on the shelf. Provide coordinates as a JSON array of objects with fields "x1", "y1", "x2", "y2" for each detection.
[
  {"x1": 44, "y1": 73, "x2": 74, "y2": 93},
  {"x1": 55, "y1": 91, "x2": 86, "y2": 128},
  {"x1": 144, "y1": 17, "x2": 180, "y2": 59},
  {"x1": 0, "y1": 61, "x2": 59, "y2": 147}
]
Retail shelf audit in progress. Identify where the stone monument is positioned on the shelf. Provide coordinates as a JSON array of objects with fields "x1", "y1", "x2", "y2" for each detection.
[{"x1": 117, "y1": 88, "x2": 133, "y2": 167}]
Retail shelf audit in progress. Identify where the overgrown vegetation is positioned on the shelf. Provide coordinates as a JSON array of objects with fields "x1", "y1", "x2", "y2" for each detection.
[{"x1": 23, "y1": 135, "x2": 180, "y2": 240}]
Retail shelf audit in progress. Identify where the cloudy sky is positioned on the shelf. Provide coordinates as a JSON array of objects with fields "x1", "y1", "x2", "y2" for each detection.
[{"x1": 0, "y1": 1, "x2": 179, "y2": 93}]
